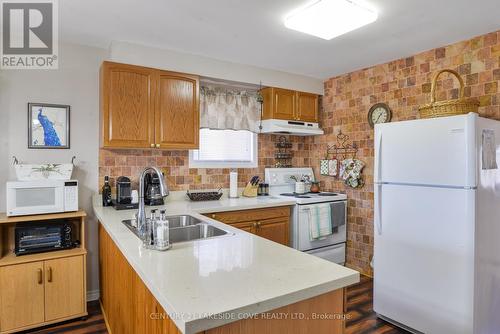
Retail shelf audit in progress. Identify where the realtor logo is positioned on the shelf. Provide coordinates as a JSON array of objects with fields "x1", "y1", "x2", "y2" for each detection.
[{"x1": 1, "y1": 0, "x2": 58, "y2": 69}]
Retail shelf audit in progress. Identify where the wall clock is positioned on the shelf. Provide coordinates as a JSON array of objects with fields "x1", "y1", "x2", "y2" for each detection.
[{"x1": 368, "y1": 103, "x2": 392, "y2": 128}]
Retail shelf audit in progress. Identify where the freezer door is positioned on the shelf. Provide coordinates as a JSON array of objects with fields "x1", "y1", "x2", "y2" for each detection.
[
  {"x1": 374, "y1": 114, "x2": 476, "y2": 187},
  {"x1": 374, "y1": 184, "x2": 474, "y2": 334}
]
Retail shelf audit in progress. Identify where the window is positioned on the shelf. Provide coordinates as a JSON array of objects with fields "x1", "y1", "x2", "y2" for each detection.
[{"x1": 189, "y1": 129, "x2": 258, "y2": 168}]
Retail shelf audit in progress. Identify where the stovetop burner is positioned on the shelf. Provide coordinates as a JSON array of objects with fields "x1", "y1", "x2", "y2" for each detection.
[
  {"x1": 279, "y1": 192, "x2": 339, "y2": 198},
  {"x1": 280, "y1": 193, "x2": 311, "y2": 198}
]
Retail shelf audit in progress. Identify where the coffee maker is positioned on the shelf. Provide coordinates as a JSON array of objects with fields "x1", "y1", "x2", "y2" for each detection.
[
  {"x1": 144, "y1": 171, "x2": 165, "y2": 206},
  {"x1": 116, "y1": 176, "x2": 132, "y2": 204},
  {"x1": 112, "y1": 176, "x2": 138, "y2": 210}
]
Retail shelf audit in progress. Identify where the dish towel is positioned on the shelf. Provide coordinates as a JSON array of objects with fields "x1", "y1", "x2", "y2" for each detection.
[{"x1": 309, "y1": 203, "x2": 333, "y2": 240}]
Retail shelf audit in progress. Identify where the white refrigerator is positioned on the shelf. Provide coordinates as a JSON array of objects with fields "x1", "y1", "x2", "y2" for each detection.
[{"x1": 374, "y1": 113, "x2": 500, "y2": 334}]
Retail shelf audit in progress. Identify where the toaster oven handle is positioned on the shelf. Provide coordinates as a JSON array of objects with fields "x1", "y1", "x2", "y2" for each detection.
[{"x1": 37, "y1": 268, "x2": 43, "y2": 284}]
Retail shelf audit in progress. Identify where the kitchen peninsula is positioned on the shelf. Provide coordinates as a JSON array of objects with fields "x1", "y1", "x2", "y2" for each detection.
[{"x1": 93, "y1": 195, "x2": 359, "y2": 334}]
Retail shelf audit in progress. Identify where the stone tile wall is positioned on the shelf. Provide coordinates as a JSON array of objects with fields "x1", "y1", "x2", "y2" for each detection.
[{"x1": 308, "y1": 30, "x2": 500, "y2": 275}]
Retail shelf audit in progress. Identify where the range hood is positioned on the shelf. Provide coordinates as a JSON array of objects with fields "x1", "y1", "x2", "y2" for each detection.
[{"x1": 260, "y1": 119, "x2": 324, "y2": 136}]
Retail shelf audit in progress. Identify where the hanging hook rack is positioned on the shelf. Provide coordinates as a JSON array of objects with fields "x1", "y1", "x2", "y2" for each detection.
[{"x1": 325, "y1": 131, "x2": 358, "y2": 160}]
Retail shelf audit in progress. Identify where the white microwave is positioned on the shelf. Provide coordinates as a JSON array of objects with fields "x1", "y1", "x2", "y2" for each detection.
[{"x1": 6, "y1": 180, "x2": 78, "y2": 217}]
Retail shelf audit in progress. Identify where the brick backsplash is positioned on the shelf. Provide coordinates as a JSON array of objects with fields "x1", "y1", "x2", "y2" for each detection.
[
  {"x1": 99, "y1": 134, "x2": 309, "y2": 191},
  {"x1": 306, "y1": 30, "x2": 500, "y2": 276},
  {"x1": 99, "y1": 29, "x2": 500, "y2": 277}
]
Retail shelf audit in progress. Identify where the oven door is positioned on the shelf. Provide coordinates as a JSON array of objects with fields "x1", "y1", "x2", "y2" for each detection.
[
  {"x1": 306, "y1": 243, "x2": 345, "y2": 265},
  {"x1": 6, "y1": 181, "x2": 64, "y2": 216},
  {"x1": 296, "y1": 201, "x2": 347, "y2": 251}
]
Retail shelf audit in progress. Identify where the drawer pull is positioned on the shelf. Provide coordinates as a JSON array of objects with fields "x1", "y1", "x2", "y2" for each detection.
[
  {"x1": 37, "y1": 268, "x2": 43, "y2": 284},
  {"x1": 156, "y1": 144, "x2": 160, "y2": 148},
  {"x1": 47, "y1": 267, "x2": 53, "y2": 283}
]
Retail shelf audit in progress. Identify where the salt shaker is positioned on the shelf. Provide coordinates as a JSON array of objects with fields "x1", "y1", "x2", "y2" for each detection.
[{"x1": 154, "y1": 210, "x2": 171, "y2": 251}]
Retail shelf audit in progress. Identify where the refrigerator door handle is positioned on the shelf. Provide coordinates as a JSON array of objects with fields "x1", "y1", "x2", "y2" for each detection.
[
  {"x1": 376, "y1": 184, "x2": 382, "y2": 235},
  {"x1": 375, "y1": 130, "x2": 383, "y2": 182}
]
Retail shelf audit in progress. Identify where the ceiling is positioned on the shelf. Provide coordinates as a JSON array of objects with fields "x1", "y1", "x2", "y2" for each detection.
[{"x1": 60, "y1": 0, "x2": 500, "y2": 80}]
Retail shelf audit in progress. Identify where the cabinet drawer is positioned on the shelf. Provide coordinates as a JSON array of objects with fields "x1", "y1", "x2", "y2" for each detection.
[{"x1": 205, "y1": 206, "x2": 290, "y2": 224}]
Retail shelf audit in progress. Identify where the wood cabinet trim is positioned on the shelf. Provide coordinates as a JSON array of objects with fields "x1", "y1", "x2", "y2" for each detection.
[{"x1": 206, "y1": 206, "x2": 290, "y2": 224}]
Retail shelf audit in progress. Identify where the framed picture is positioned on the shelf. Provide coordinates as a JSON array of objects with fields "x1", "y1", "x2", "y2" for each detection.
[{"x1": 28, "y1": 103, "x2": 70, "y2": 149}]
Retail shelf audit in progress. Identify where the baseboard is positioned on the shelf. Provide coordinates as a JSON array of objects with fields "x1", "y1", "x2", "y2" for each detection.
[{"x1": 87, "y1": 289, "x2": 100, "y2": 301}]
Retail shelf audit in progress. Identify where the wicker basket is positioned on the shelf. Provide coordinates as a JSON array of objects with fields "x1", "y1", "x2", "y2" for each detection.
[
  {"x1": 419, "y1": 69, "x2": 479, "y2": 119},
  {"x1": 186, "y1": 190, "x2": 223, "y2": 201}
]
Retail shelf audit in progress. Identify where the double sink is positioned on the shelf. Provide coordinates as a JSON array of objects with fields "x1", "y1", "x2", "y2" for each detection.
[{"x1": 122, "y1": 215, "x2": 232, "y2": 244}]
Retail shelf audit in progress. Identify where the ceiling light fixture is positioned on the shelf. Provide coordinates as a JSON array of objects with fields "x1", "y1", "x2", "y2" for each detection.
[{"x1": 284, "y1": 0, "x2": 378, "y2": 40}]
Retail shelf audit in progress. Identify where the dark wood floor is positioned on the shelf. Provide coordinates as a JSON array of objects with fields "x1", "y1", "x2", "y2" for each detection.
[
  {"x1": 21, "y1": 301, "x2": 107, "y2": 334},
  {"x1": 24, "y1": 276, "x2": 409, "y2": 334},
  {"x1": 345, "y1": 275, "x2": 410, "y2": 334}
]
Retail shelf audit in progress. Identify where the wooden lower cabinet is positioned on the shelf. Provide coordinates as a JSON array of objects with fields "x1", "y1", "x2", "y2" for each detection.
[
  {"x1": 0, "y1": 255, "x2": 86, "y2": 333},
  {"x1": 99, "y1": 224, "x2": 345, "y2": 334},
  {"x1": 204, "y1": 206, "x2": 290, "y2": 246},
  {"x1": 99, "y1": 223, "x2": 182, "y2": 334},
  {"x1": 44, "y1": 256, "x2": 85, "y2": 321},
  {"x1": 255, "y1": 217, "x2": 289, "y2": 246},
  {"x1": 0, "y1": 262, "x2": 45, "y2": 332}
]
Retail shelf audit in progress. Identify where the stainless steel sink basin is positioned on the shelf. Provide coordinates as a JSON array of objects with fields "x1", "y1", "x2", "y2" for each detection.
[
  {"x1": 169, "y1": 224, "x2": 228, "y2": 243},
  {"x1": 165, "y1": 215, "x2": 204, "y2": 228},
  {"x1": 122, "y1": 215, "x2": 232, "y2": 244}
]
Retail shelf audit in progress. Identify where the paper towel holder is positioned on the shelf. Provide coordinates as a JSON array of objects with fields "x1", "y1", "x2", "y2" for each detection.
[{"x1": 228, "y1": 169, "x2": 240, "y2": 199}]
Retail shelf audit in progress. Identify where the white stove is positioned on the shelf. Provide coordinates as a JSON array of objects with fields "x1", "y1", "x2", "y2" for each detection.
[{"x1": 265, "y1": 168, "x2": 347, "y2": 265}]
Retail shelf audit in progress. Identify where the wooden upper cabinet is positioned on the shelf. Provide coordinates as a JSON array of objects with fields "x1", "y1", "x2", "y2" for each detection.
[
  {"x1": 261, "y1": 87, "x2": 319, "y2": 123},
  {"x1": 101, "y1": 61, "x2": 155, "y2": 148},
  {"x1": 100, "y1": 61, "x2": 199, "y2": 149},
  {"x1": 262, "y1": 87, "x2": 296, "y2": 121},
  {"x1": 296, "y1": 91, "x2": 319, "y2": 122},
  {"x1": 155, "y1": 71, "x2": 199, "y2": 149}
]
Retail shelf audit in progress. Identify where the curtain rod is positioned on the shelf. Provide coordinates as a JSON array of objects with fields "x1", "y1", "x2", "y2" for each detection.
[{"x1": 200, "y1": 78, "x2": 262, "y2": 91}]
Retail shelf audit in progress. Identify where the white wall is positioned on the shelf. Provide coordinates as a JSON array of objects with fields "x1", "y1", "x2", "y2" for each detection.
[
  {"x1": 0, "y1": 43, "x2": 106, "y2": 296},
  {"x1": 109, "y1": 41, "x2": 324, "y2": 94}
]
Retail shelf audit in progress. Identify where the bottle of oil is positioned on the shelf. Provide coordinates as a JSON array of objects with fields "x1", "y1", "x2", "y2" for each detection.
[{"x1": 102, "y1": 176, "x2": 112, "y2": 207}]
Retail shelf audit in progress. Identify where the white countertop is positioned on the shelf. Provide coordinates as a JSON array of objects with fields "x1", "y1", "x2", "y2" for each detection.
[{"x1": 92, "y1": 194, "x2": 359, "y2": 333}]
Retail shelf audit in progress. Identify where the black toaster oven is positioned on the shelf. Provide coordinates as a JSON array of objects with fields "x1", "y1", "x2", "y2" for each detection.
[{"x1": 14, "y1": 222, "x2": 77, "y2": 256}]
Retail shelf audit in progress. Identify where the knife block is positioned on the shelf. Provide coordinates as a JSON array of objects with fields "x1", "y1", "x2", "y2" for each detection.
[{"x1": 242, "y1": 182, "x2": 258, "y2": 197}]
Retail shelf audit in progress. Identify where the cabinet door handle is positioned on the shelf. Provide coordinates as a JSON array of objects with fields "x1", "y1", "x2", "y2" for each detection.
[
  {"x1": 156, "y1": 144, "x2": 160, "y2": 148},
  {"x1": 47, "y1": 267, "x2": 53, "y2": 283},
  {"x1": 211, "y1": 214, "x2": 216, "y2": 219},
  {"x1": 256, "y1": 222, "x2": 261, "y2": 228},
  {"x1": 150, "y1": 143, "x2": 155, "y2": 148},
  {"x1": 37, "y1": 268, "x2": 43, "y2": 284},
  {"x1": 253, "y1": 222, "x2": 258, "y2": 228}
]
